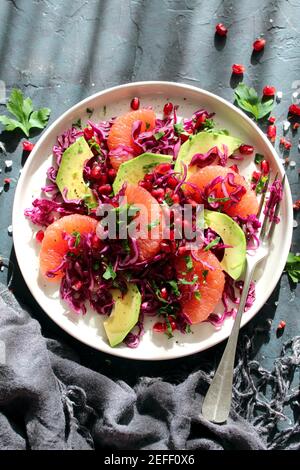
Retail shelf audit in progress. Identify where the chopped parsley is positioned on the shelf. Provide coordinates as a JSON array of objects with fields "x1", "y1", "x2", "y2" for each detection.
[
  {"x1": 174, "y1": 122, "x2": 185, "y2": 134},
  {"x1": 254, "y1": 153, "x2": 264, "y2": 164},
  {"x1": 255, "y1": 175, "x2": 268, "y2": 194},
  {"x1": 72, "y1": 231, "x2": 81, "y2": 248},
  {"x1": 103, "y1": 263, "x2": 116, "y2": 280},
  {"x1": 194, "y1": 291, "x2": 201, "y2": 301},
  {"x1": 207, "y1": 196, "x2": 231, "y2": 204},
  {"x1": 204, "y1": 236, "x2": 221, "y2": 251},
  {"x1": 167, "y1": 280, "x2": 180, "y2": 297},
  {"x1": 178, "y1": 274, "x2": 198, "y2": 285},
  {"x1": 72, "y1": 118, "x2": 82, "y2": 129},
  {"x1": 185, "y1": 255, "x2": 193, "y2": 272},
  {"x1": 154, "y1": 131, "x2": 165, "y2": 141}
]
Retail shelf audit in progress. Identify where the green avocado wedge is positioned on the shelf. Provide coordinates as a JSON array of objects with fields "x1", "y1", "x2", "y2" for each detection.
[
  {"x1": 174, "y1": 131, "x2": 242, "y2": 178},
  {"x1": 113, "y1": 152, "x2": 173, "y2": 194},
  {"x1": 204, "y1": 210, "x2": 246, "y2": 280},
  {"x1": 103, "y1": 283, "x2": 141, "y2": 347},
  {"x1": 56, "y1": 136, "x2": 97, "y2": 208}
]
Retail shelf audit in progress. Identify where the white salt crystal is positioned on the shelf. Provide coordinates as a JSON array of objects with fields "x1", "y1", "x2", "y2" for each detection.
[
  {"x1": 5, "y1": 160, "x2": 12, "y2": 169},
  {"x1": 290, "y1": 160, "x2": 296, "y2": 168},
  {"x1": 283, "y1": 120, "x2": 290, "y2": 132},
  {"x1": 293, "y1": 220, "x2": 298, "y2": 228},
  {"x1": 292, "y1": 91, "x2": 299, "y2": 102},
  {"x1": 276, "y1": 91, "x2": 283, "y2": 102},
  {"x1": 0, "y1": 186, "x2": 3, "y2": 195},
  {"x1": 7, "y1": 225, "x2": 13, "y2": 235}
]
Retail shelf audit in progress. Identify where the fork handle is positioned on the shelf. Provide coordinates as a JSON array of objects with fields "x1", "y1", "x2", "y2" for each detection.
[{"x1": 201, "y1": 260, "x2": 254, "y2": 423}]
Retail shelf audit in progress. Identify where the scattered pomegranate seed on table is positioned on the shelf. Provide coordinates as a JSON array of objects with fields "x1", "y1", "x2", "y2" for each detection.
[
  {"x1": 253, "y1": 38, "x2": 266, "y2": 51},
  {"x1": 232, "y1": 64, "x2": 245, "y2": 74},
  {"x1": 163, "y1": 102, "x2": 173, "y2": 116},
  {"x1": 293, "y1": 122, "x2": 300, "y2": 130},
  {"x1": 289, "y1": 104, "x2": 300, "y2": 115},
  {"x1": 268, "y1": 116, "x2": 276, "y2": 124},
  {"x1": 22, "y1": 140, "x2": 35, "y2": 152},
  {"x1": 284, "y1": 140, "x2": 292, "y2": 150},
  {"x1": 293, "y1": 200, "x2": 300, "y2": 210},
  {"x1": 4, "y1": 178, "x2": 11, "y2": 185},
  {"x1": 263, "y1": 86, "x2": 276, "y2": 97},
  {"x1": 215, "y1": 23, "x2": 228, "y2": 36},
  {"x1": 130, "y1": 97, "x2": 140, "y2": 110},
  {"x1": 239, "y1": 144, "x2": 254, "y2": 155},
  {"x1": 277, "y1": 320, "x2": 286, "y2": 334},
  {"x1": 267, "y1": 124, "x2": 276, "y2": 142}
]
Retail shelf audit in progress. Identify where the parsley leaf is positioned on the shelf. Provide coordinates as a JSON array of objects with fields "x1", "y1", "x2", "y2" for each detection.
[
  {"x1": 255, "y1": 175, "x2": 268, "y2": 194},
  {"x1": 0, "y1": 89, "x2": 50, "y2": 136},
  {"x1": 285, "y1": 252, "x2": 300, "y2": 283},
  {"x1": 194, "y1": 291, "x2": 201, "y2": 301},
  {"x1": 204, "y1": 236, "x2": 221, "y2": 251},
  {"x1": 154, "y1": 131, "x2": 165, "y2": 141},
  {"x1": 234, "y1": 83, "x2": 274, "y2": 121},
  {"x1": 185, "y1": 255, "x2": 193, "y2": 271},
  {"x1": 254, "y1": 153, "x2": 264, "y2": 164},
  {"x1": 178, "y1": 274, "x2": 198, "y2": 285},
  {"x1": 72, "y1": 231, "x2": 81, "y2": 248},
  {"x1": 103, "y1": 263, "x2": 116, "y2": 280},
  {"x1": 174, "y1": 122, "x2": 185, "y2": 134},
  {"x1": 167, "y1": 280, "x2": 180, "y2": 297}
]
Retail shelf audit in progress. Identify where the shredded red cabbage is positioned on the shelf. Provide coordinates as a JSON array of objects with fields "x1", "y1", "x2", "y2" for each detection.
[
  {"x1": 233, "y1": 214, "x2": 261, "y2": 250},
  {"x1": 264, "y1": 178, "x2": 283, "y2": 223},
  {"x1": 191, "y1": 144, "x2": 228, "y2": 168}
]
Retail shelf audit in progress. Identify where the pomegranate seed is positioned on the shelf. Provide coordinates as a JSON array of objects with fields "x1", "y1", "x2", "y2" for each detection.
[
  {"x1": 4, "y1": 178, "x2": 11, "y2": 184},
  {"x1": 180, "y1": 133, "x2": 190, "y2": 143},
  {"x1": 98, "y1": 184, "x2": 112, "y2": 195},
  {"x1": 263, "y1": 86, "x2": 276, "y2": 97},
  {"x1": 280, "y1": 137, "x2": 286, "y2": 146},
  {"x1": 171, "y1": 193, "x2": 180, "y2": 204},
  {"x1": 293, "y1": 123, "x2": 300, "y2": 130},
  {"x1": 163, "y1": 102, "x2": 173, "y2": 116},
  {"x1": 72, "y1": 280, "x2": 83, "y2": 291},
  {"x1": 139, "y1": 180, "x2": 152, "y2": 191},
  {"x1": 239, "y1": 144, "x2": 254, "y2": 155},
  {"x1": 232, "y1": 64, "x2": 245, "y2": 74},
  {"x1": 168, "y1": 317, "x2": 177, "y2": 331},
  {"x1": 253, "y1": 38, "x2": 266, "y2": 52},
  {"x1": 268, "y1": 116, "x2": 276, "y2": 124},
  {"x1": 83, "y1": 127, "x2": 94, "y2": 141},
  {"x1": 167, "y1": 176, "x2": 178, "y2": 189},
  {"x1": 160, "y1": 287, "x2": 168, "y2": 299},
  {"x1": 155, "y1": 163, "x2": 172, "y2": 174},
  {"x1": 277, "y1": 320, "x2": 286, "y2": 330},
  {"x1": 22, "y1": 140, "x2": 35, "y2": 152},
  {"x1": 153, "y1": 322, "x2": 166, "y2": 333},
  {"x1": 293, "y1": 200, "x2": 300, "y2": 211},
  {"x1": 178, "y1": 245, "x2": 187, "y2": 255},
  {"x1": 91, "y1": 165, "x2": 102, "y2": 180},
  {"x1": 284, "y1": 140, "x2": 292, "y2": 150},
  {"x1": 35, "y1": 230, "x2": 44, "y2": 243},
  {"x1": 252, "y1": 171, "x2": 261, "y2": 182},
  {"x1": 144, "y1": 173, "x2": 154, "y2": 182},
  {"x1": 267, "y1": 124, "x2": 276, "y2": 142},
  {"x1": 130, "y1": 97, "x2": 140, "y2": 110},
  {"x1": 92, "y1": 234, "x2": 102, "y2": 249},
  {"x1": 215, "y1": 23, "x2": 227, "y2": 36},
  {"x1": 260, "y1": 160, "x2": 270, "y2": 175},
  {"x1": 289, "y1": 104, "x2": 300, "y2": 116},
  {"x1": 108, "y1": 168, "x2": 117, "y2": 181},
  {"x1": 160, "y1": 241, "x2": 171, "y2": 253},
  {"x1": 151, "y1": 188, "x2": 165, "y2": 199},
  {"x1": 229, "y1": 164, "x2": 239, "y2": 173}
]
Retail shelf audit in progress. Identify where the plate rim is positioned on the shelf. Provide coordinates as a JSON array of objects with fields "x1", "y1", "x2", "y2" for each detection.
[{"x1": 12, "y1": 80, "x2": 293, "y2": 360}]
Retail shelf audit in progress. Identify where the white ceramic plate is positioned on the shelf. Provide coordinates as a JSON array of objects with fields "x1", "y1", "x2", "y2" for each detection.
[{"x1": 13, "y1": 81, "x2": 293, "y2": 360}]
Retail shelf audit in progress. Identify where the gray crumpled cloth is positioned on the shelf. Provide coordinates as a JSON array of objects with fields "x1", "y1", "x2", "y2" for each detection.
[{"x1": 0, "y1": 284, "x2": 298, "y2": 450}]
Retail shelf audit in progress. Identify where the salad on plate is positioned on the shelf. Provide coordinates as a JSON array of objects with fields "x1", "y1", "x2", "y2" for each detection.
[{"x1": 24, "y1": 99, "x2": 283, "y2": 348}]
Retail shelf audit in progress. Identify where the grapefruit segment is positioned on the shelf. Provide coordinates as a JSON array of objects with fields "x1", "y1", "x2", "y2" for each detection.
[
  {"x1": 39, "y1": 214, "x2": 97, "y2": 281},
  {"x1": 108, "y1": 109, "x2": 156, "y2": 170},
  {"x1": 185, "y1": 165, "x2": 259, "y2": 218},
  {"x1": 125, "y1": 184, "x2": 164, "y2": 262},
  {"x1": 175, "y1": 250, "x2": 225, "y2": 324}
]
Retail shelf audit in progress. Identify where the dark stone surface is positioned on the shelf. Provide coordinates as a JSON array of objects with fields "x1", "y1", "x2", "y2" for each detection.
[{"x1": 0, "y1": 0, "x2": 299, "y2": 381}]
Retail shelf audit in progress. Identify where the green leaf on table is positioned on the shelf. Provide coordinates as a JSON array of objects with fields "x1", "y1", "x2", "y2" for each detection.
[
  {"x1": 234, "y1": 83, "x2": 274, "y2": 121},
  {"x1": 285, "y1": 252, "x2": 300, "y2": 283},
  {"x1": 0, "y1": 88, "x2": 51, "y2": 136}
]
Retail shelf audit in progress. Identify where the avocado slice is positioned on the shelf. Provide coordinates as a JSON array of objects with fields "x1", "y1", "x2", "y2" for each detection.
[
  {"x1": 104, "y1": 283, "x2": 141, "y2": 347},
  {"x1": 56, "y1": 136, "x2": 97, "y2": 208},
  {"x1": 204, "y1": 209, "x2": 246, "y2": 280},
  {"x1": 174, "y1": 131, "x2": 242, "y2": 178},
  {"x1": 113, "y1": 152, "x2": 173, "y2": 194}
]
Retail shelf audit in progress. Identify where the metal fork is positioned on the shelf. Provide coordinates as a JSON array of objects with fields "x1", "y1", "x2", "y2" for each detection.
[{"x1": 201, "y1": 174, "x2": 285, "y2": 423}]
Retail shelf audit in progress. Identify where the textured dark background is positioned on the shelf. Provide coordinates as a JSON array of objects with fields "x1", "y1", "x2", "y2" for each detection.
[{"x1": 0, "y1": 0, "x2": 299, "y2": 381}]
